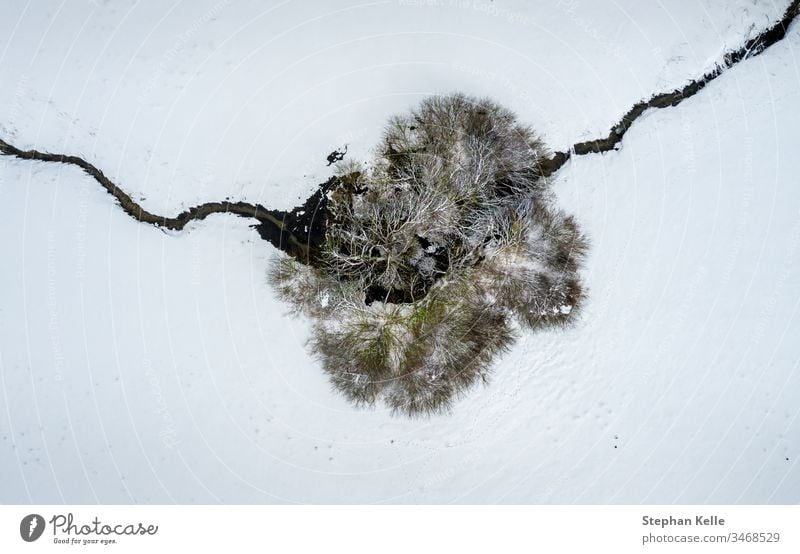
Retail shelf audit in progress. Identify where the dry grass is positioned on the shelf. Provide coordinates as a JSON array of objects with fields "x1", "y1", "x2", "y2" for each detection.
[{"x1": 268, "y1": 93, "x2": 588, "y2": 416}]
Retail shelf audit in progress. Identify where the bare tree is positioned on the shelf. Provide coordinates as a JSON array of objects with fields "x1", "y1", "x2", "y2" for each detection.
[{"x1": 268, "y1": 93, "x2": 587, "y2": 416}]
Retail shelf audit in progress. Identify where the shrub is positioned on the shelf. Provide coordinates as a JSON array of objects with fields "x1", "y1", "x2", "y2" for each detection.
[{"x1": 268, "y1": 93, "x2": 587, "y2": 416}]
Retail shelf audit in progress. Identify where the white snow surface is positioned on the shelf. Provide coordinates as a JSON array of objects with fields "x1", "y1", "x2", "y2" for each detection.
[
  {"x1": 0, "y1": 0, "x2": 788, "y2": 213},
  {"x1": 1, "y1": 1, "x2": 799, "y2": 503}
]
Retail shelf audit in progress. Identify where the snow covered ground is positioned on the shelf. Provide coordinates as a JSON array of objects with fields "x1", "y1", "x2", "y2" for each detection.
[
  {"x1": 0, "y1": 0, "x2": 787, "y2": 212},
  {"x1": 1, "y1": 1, "x2": 799, "y2": 503}
]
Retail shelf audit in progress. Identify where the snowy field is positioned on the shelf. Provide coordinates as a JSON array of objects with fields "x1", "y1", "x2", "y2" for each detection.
[{"x1": 1, "y1": 0, "x2": 799, "y2": 503}]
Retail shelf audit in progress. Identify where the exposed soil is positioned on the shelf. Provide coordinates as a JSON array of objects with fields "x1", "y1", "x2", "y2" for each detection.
[
  {"x1": 539, "y1": 0, "x2": 800, "y2": 176},
  {"x1": 0, "y1": 136, "x2": 333, "y2": 264}
]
